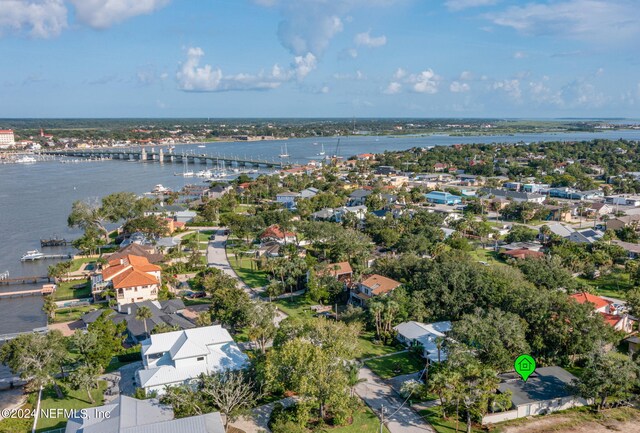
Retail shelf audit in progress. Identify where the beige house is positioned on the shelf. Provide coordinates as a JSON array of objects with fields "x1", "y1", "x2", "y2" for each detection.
[{"x1": 92, "y1": 254, "x2": 162, "y2": 305}]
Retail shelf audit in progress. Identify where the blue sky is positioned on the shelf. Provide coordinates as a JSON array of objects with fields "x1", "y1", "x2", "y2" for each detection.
[{"x1": 1, "y1": 0, "x2": 640, "y2": 118}]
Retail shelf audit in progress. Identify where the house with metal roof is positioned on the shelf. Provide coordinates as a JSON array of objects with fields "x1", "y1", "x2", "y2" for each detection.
[
  {"x1": 394, "y1": 321, "x2": 452, "y2": 362},
  {"x1": 136, "y1": 325, "x2": 249, "y2": 396},
  {"x1": 64, "y1": 395, "x2": 225, "y2": 433},
  {"x1": 425, "y1": 191, "x2": 462, "y2": 205}
]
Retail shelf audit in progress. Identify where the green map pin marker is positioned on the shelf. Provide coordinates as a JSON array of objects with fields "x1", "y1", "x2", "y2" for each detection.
[{"x1": 514, "y1": 354, "x2": 536, "y2": 382}]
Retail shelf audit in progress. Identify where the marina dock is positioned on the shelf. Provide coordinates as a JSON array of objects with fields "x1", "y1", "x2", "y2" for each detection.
[
  {"x1": 21, "y1": 253, "x2": 72, "y2": 262},
  {"x1": 0, "y1": 276, "x2": 51, "y2": 286},
  {"x1": 40, "y1": 238, "x2": 71, "y2": 247}
]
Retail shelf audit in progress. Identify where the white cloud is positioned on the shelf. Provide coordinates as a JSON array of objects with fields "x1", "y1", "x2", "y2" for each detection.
[
  {"x1": 393, "y1": 68, "x2": 407, "y2": 80},
  {"x1": 383, "y1": 82, "x2": 402, "y2": 94},
  {"x1": 560, "y1": 79, "x2": 608, "y2": 107},
  {"x1": 320, "y1": 85, "x2": 330, "y2": 94},
  {"x1": 450, "y1": 81, "x2": 470, "y2": 93},
  {"x1": 408, "y1": 69, "x2": 440, "y2": 94},
  {"x1": 333, "y1": 70, "x2": 366, "y2": 80},
  {"x1": 460, "y1": 71, "x2": 473, "y2": 80},
  {"x1": 493, "y1": 79, "x2": 521, "y2": 100},
  {"x1": 176, "y1": 47, "x2": 316, "y2": 92},
  {"x1": 445, "y1": 0, "x2": 498, "y2": 11},
  {"x1": 68, "y1": 0, "x2": 170, "y2": 29},
  {"x1": 486, "y1": 0, "x2": 640, "y2": 44},
  {"x1": 513, "y1": 51, "x2": 526, "y2": 59},
  {"x1": 0, "y1": 0, "x2": 67, "y2": 38},
  {"x1": 529, "y1": 81, "x2": 563, "y2": 105},
  {"x1": 354, "y1": 30, "x2": 387, "y2": 47},
  {"x1": 254, "y1": 0, "x2": 400, "y2": 56}
]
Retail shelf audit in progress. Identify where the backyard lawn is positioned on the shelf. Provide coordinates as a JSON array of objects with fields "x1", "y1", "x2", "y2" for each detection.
[
  {"x1": 52, "y1": 305, "x2": 105, "y2": 323},
  {"x1": 273, "y1": 295, "x2": 315, "y2": 319},
  {"x1": 228, "y1": 253, "x2": 269, "y2": 288},
  {"x1": 317, "y1": 405, "x2": 389, "y2": 433},
  {"x1": 364, "y1": 351, "x2": 425, "y2": 379},
  {"x1": 36, "y1": 380, "x2": 107, "y2": 432},
  {"x1": 54, "y1": 280, "x2": 91, "y2": 301},
  {"x1": 68, "y1": 257, "x2": 97, "y2": 272},
  {"x1": 577, "y1": 269, "x2": 632, "y2": 299},
  {"x1": 357, "y1": 331, "x2": 405, "y2": 359}
]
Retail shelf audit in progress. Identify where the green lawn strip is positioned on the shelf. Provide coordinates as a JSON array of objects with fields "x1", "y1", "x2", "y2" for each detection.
[
  {"x1": 273, "y1": 295, "x2": 315, "y2": 319},
  {"x1": 357, "y1": 331, "x2": 404, "y2": 359},
  {"x1": 182, "y1": 231, "x2": 215, "y2": 243},
  {"x1": 564, "y1": 366, "x2": 585, "y2": 379},
  {"x1": 228, "y1": 253, "x2": 269, "y2": 288},
  {"x1": 104, "y1": 357, "x2": 139, "y2": 374},
  {"x1": 577, "y1": 269, "x2": 632, "y2": 299},
  {"x1": 317, "y1": 404, "x2": 390, "y2": 433},
  {"x1": 419, "y1": 407, "x2": 483, "y2": 433},
  {"x1": 54, "y1": 280, "x2": 91, "y2": 301},
  {"x1": 52, "y1": 305, "x2": 105, "y2": 323},
  {"x1": 36, "y1": 380, "x2": 107, "y2": 432},
  {"x1": 183, "y1": 297, "x2": 213, "y2": 306},
  {"x1": 364, "y1": 352, "x2": 425, "y2": 379}
]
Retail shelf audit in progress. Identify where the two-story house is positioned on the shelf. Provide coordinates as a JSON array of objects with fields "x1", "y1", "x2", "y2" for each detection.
[
  {"x1": 349, "y1": 274, "x2": 402, "y2": 306},
  {"x1": 91, "y1": 254, "x2": 162, "y2": 305},
  {"x1": 136, "y1": 325, "x2": 249, "y2": 396},
  {"x1": 259, "y1": 224, "x2": 296, "y2": 245}
]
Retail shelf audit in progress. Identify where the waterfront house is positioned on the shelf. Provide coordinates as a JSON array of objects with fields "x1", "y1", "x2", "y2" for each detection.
[
  {"x1": 203, "y1": 184, "x2": 233, "y2": 200},
  {"x1": 482, "y1": 367, "x2": 587, "y2": 425},
  {"x1": 82, "y1": 300, "x2": 195, "y2": 343},
  {"x1": 349, "y1": 274, "x2": 401, "y2": 306},
  {"x1": 91, "y1": 254, "x2": 162, "y2": 305},
  {"x1": 136, "y1": 325, "x2": 249, "y2": 396},
  {"x1": 64, "y1": 395, "x2": 225, "y2": 433},
  {"x1": 394, "y1": 321, "x2": 452, "y2": 362},
  {"x1": 425, "y1": 191, "x2": 462, "y2": 205}
]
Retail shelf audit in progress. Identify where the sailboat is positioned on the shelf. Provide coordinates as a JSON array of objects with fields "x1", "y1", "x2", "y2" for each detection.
[
  {"x1": 279, "y1": 143, "x2": 289, "y2": 158},
  {"x1": 318, "y1": 143, "x2": 325, "y2": 156},
  {"x1": 182, "y1": 158, "x2": 194, "y2": 177}
]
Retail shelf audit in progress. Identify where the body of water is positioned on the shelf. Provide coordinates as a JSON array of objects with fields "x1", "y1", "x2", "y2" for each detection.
[{"x1": 1, "y1": 129, "x2": 640, "y2": 333}]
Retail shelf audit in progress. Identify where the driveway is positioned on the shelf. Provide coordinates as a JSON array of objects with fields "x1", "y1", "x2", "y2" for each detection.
[
  {"x1": 232, "y1": 397, "x2": 295, "y2": 433},
  {"x1": 101, "y1": 361, "x2": 142, "y2": 402},
  {"x1": 355, "y1": 367, "x2": 434, "y2": 433}
]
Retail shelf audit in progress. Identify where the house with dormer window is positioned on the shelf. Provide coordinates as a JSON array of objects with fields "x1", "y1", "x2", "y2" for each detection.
[
  {"x1": 91, "y1": 254, "x2": 162, "y2": 306},
  {"x1": 136, "y1": 325, "x2": 249, "y2": 396}
]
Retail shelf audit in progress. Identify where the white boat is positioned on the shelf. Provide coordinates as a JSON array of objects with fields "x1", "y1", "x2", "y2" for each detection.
[
  {"x1": 318, "y1": 143, "x2": 325, "y2": 156},
  {"x1": 15, "y1": 156, "x2": 36, "y2": 164},
  {"x1": 152, "y1": 184, "x2": 171, "y2": 194},
  {"x1": 196, "y1": 169, "x2": 211, "y2": 178},
  {"x1": 198, "y1": 145, "x2": 206, "y2": 148},
  {"x1": 21, "y1": 250, "x2": 44, "y2": 261},
  {"x1": 279, "y1": 144, "x2": 289, "y2": 158}
]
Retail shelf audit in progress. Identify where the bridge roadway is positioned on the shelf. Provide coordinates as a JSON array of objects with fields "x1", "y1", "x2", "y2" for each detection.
[{"x1": 43, "y1": 148, "x2": 286, "y2": 169}]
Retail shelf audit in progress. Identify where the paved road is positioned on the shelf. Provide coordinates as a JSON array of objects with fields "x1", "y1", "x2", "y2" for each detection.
[{"x1": 355, "y1": 367, "x2": 435, "y2": 433}]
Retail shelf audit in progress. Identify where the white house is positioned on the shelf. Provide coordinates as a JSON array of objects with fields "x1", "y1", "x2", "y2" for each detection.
[
  {"x1": 394, "y1": 321, "x2": 452, "y2": 362},
  {"x1": 0, "y1": 130, "x2": 15, "y2": 148},
  {"x1": 136, "y1": 325, "x2": 249, "y2": 396},
  {"x1": 483, "y1": 367, "x2": 588, "y2": 425}
]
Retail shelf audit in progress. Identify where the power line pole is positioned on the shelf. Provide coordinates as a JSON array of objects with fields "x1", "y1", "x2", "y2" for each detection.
[{"x1": 379, "y1": 404, "x2": 385, "y2": 433}]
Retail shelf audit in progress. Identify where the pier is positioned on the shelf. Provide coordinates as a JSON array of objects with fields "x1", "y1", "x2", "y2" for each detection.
[
  {"x1": 21, "y1": 254, "x2": 73, "y2": 262},
  {"x1": 0, "y1": 276, "x2": 51, "y2": 286},
  {"x1": 42, "y1": 148, "x2": 286, "y2": 169},
  {"x1": 0, "y1": 287, "x2": 53, "y2": 299}
]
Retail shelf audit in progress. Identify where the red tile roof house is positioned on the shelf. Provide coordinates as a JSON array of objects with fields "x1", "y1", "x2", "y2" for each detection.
[
  {"x1": 350, "y1": 274, "x2": 402, "y2": 307},
  {"x1": 313, "y1": 261, "x2": 354, "y2": 286},
  {"x1": 259, "y1": 224, "x2": 297, "y2": 245},
  {"x1": 570, "y1": 292, "x2": 635, "y2": 334},
  {"x1": 91, "y1": 255, "x2": 162, "y2": 305}
]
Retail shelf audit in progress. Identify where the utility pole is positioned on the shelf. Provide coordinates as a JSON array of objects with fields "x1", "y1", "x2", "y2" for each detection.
[{"x1": 379, "y1": 405, "x2": 385, "y2": 433}]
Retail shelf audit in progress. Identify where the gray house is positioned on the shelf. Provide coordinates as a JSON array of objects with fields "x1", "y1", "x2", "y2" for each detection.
[{"x1": 65, "y1": 395, "x2": 225, "y2": 433}]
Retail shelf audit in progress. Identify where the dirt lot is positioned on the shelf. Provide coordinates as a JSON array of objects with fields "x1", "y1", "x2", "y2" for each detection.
[{"x1": 498, "y1": 408, "x2": 640, "y2": 433}]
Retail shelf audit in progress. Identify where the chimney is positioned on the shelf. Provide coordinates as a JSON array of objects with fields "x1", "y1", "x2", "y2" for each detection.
[
  {"x1": 127, "y1": 307, "x2": 132, "y2": 315},
  {"x1": 120, "y1": 259, "x2": 124, "y2": 265},
  {"x1": 117, "y1": 304, "x2": 122, "y2": 313}
]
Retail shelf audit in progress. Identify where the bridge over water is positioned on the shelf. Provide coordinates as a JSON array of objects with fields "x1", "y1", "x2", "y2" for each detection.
[{"x1": 43, "y1": 148, "x2": 286, "y2": 169}]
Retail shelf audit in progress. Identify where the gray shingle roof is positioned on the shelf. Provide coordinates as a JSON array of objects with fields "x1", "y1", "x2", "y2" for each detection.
[{"x1": 498, "y1": 366, "x2": 577, "y2": 407}]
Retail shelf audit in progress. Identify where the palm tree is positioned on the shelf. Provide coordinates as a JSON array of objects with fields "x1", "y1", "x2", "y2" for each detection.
[
  {"x1": 347, "y1": 362, "x2": 366, "y2": 397},
  {"x1": 43, "y1": 296, "x2": 56, "y2": 321},
  {"x1": 136, "y1": 306, "x2": 153, "y2": 337}
]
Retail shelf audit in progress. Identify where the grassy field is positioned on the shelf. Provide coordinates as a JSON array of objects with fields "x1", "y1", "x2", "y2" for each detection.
[
  {"x1": 54, "y1": 280, "x2": 91, "y2": 301},
  {"x1": 364, "y1": 352, "x2": 425, "y2": 379},
  {"x1": 358, "y1": 331, "x2": 405, "y2": 359},
  {"x1": 182, "y1": 230, "x2": 215, "y2": 243},
  {"x1": 273, "y1": 295, "x2": 314, "y2": 319},
  {"x1": 36, "y1": 380, "x2": 107, "y2": 432},
  {"x1": 468, "y1": 248, "x2": 505, "y2": 266},
  {"x1": 420, "y1": 407, "x2": 483, "y2": 433},
  {"x1": 577, "y1": 269, "x2": 632, "y2": 299},
  {"x1": 317, "y1": 405, "x2": 390, "y2": 433},
  {"x1": 52, "y1": 305, "x2": 104, "y2": 323},
  {"x1": 228, "y1": 253, "x2": 269, "y2": 288}
]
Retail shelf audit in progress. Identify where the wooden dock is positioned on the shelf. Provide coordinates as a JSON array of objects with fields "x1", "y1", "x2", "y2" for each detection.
[
  {"x1": 21, "y1": 254, "x2": 72, "y2": 262},
  {"x1": 0, "y1": 276, "x2": 50, "y2": 286}
]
